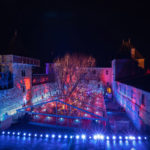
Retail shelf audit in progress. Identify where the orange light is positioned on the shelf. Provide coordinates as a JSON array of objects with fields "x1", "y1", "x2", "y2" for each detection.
[
  {"x1": 107, "y1": 87, "x2": 112, "y2": 94},
  {"x1": 24, "y1": 78, "x2": 31, "y2": 90}
]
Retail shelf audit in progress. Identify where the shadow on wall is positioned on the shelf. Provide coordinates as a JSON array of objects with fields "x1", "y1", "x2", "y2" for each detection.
[{"x1": 0, "y1": 65, "x2": 13, "y2": 90}]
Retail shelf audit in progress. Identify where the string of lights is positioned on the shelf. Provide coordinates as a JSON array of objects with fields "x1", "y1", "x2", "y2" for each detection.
[{"x1": 1, "y1": 131, "x2": 149, "y2": 141}]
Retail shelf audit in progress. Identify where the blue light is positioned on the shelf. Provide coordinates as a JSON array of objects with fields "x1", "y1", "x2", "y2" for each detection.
[
  {"x1": 52, "y1": 134, "x2": 55, "y2": 138},
  {"x1": 100, "y1": 135, "x2": 104, "y2": 140},
  {"x1": 74, "y1": 119, "x2": 80, "y2": 124},
  {"x1": 23, "y1": 133, "x2": 26, "y2": 136},
  {"x1": 2, "y1": 131, "x2": 5, "y2": 134},
  {"x1": 76, "y1": 135, "x2": 80, "y2": 139},
  {"x1": 129, "y1": 136, "x2": 135, "y2": 140},
  {"x1": 45, "y1": 134, "x2": 49, "y2": 138},
  {"x1": 70, "y1": 135, "x2": 73, "y2": 139},
  {"x1": 64, "y1": 135, "x2": 67, "y2": 139},
  {"x1": 0, "y1": 131, "x2": 146, "y2": 142},
  {"x1": 81, "y1": 134, "x2": 86, "y2": 140},
  {"x1": 7, "y1": 131, "x2": 10, "y2": 135},
  {"x1": 59, "y1": 118, "x2": 64, "y2": 122},
  {"x1": 97, "y1": 134, "x2": 100, "y2": 139},
  {"x1": 40, "y1": 134, "x2": 43, "y2": 137},
  {"x1": 93, "y1": 135, "x2": 97, "y2": 140},
  {"x1": 112, "y1": 136, "x2": 116, "y2": 140},
  {"x1": 17, "y1": 132, "x2": 20, "y2": 136}
]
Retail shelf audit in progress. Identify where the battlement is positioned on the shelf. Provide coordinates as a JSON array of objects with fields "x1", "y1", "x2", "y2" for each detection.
[{"x1": 0, "y1": 55, "x2": 40, "y2": 67}]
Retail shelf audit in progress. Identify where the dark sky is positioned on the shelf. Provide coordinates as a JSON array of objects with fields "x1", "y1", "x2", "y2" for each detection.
[{"x1": 0, "y1": 0, "x2": 150, "y2": 67}]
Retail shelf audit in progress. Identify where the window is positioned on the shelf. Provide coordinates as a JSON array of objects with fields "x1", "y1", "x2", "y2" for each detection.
[
  {"x1": 21, "y1": 70, "x2": 26, "y2": 77},
  {"x1": 106, "y1": 70, "x2": 108, "y2": 75},
  {"x1": 141, "y1": 94, "x2": 145, "y2": 106},
  {"x1": 22, "y1": 86, "x2": 25, "y2": 92},
  {"x1": 92, "y1": 70, "x2": 96, "y2": 74}
]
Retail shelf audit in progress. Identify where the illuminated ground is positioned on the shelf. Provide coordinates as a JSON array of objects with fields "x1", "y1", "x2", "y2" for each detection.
[{"x1": 18, "y1": 82, "x2": 108, "y2": 130}]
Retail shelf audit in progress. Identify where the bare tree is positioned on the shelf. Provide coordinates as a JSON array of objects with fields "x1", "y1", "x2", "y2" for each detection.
[{"x1": 54, "y1": 54, "x2": 95, "y2": 99}]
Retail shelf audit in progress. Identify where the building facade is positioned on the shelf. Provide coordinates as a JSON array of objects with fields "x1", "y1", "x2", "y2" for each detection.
[{"x1": 1, "y1": 48, "x2": 150, "y2": 131}]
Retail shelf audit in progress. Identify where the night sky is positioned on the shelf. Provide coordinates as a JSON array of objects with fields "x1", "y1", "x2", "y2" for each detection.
[{"x1": 0, "y1": 0, "x2": 150, "y2": 67}]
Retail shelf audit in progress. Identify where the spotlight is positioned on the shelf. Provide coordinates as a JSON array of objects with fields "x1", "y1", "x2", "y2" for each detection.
[
  {"x1": 100, "y1": 135, "x2": 104, "y2": 140},
  {"x1": 112, "y1": 136, "x2": 116, "y2": 140},
  {"x1": 144, "y1": 137, "x2": 147, "y2": 140},
  {"x1": 2, "y1": 131, "x2": 5, "y2": 134},
  {"x1": 40, "y1": 134, "x2": 43, "y2": 137},
  {"x1": 129, "y1": 136, "x2": 135, "y2": 140},
  {"x1": 138, "y1": 136, "x2": 141, "y2": 140},
  {"x1": 64, "y1": 135, "x2": 67, "y2": 139},
  {"x1": 17, "y1": 132, "x2": 20, "y2": 136},
  {"x1": 45, "y1": 134, "x2": 49, "y2": 138},
  {"x1": 125, "y1": 136, "x2": 128, "y2": 140},
  {"x1": 106, "y1": 136, "x2": 110, "y2": 140},
  {"x1": 81, "y1": 134, "x2": 86, "y2": 140},
  {"x1": 97, "y1": 134, "x2": 100, "y2": 139},
  {"x1": 23, "y1": 133, "x2": 26, "y2": 136},
  {"x1": 93, "y1": 135, "x2": 97, "y2": 140},
  {"x1": 7, "y1": 131, "x2": 10, "y2": 135},
  {"x1": 76, "y1": 135, "x2": 80, "y2": 139},
  {"x1": 58, "y1": 135, "x2": 61, "y2": 138},
  {"x1": 132, "y1": 136, "x2": 136, "y2": 140},
  {"x1": 52, "y1": 134, "x2": 55, "y2": 138},
  {"x1": 12, "y1": 132, "x2": 15, "y2": 135},
  {"x1": 28, "y1": 133, "x2": 31, "y2": 137},
  {"x1": 34, "y1": 134, "x2": 37, "y2": 137},
  {"x1": 70, "y1": 135, "x2": 73, "y2": 139},
  {"x1": 119, "y1": 136, "x2": 122, "y2": 140}
]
